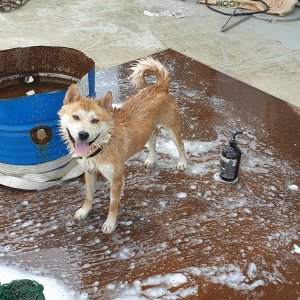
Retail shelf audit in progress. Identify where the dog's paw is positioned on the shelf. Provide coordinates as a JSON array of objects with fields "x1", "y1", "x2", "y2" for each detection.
[
  {"x1": 74, "y1": 207, "x2": 91, "y2": 220},
  {"x1": 144, "y1": 157, "x2": 155, "y2": 167},
  {"x1": 177, "y1": 160, "x2": 187, "y2": 171},
  {"x1": 101, "y1": 218, "x2": 116, "y2": 234}
]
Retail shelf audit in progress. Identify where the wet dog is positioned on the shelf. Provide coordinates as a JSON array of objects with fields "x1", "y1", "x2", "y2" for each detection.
[{"x1": 58, "y1": 57, "x2": 187, "y2": 234}]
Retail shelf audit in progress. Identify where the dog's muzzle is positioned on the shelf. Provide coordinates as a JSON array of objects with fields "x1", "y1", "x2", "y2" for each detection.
[{"x1": 66, "y1": 128, "x2": 102, "y2": 158}]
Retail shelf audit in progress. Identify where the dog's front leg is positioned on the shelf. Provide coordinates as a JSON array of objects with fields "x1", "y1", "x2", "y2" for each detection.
[
  {"x1": 74, "y1": 170, "x2": 96, "y2": 220},
  {"x1": 102, "y1": 172, "x2": 124, "y2": 234}
]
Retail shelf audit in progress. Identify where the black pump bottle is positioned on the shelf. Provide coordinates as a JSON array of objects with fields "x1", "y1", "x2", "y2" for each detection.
[{"x1": 218, "y1": 131, "x2": 243, "y2": 182}]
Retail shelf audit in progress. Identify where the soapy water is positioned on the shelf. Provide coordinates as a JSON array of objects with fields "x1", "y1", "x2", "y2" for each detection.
[
  {"x1": 110, "y1": 264, "x2": 265, "y2": 299},
  {"x1": 0, "y1": 65, "x2": 299, "y2": 299}
]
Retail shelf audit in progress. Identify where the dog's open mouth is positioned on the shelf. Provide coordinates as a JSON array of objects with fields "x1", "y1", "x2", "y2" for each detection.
[
  {"x1": 66, "y1": 128, "x2": 101, "y2": 156},
  {"x1": 66, "y1": 129, "x2": 91, "y2": 156},
  {"x1": 75, "y1": 140, "x2": 90, "y2": 156}
]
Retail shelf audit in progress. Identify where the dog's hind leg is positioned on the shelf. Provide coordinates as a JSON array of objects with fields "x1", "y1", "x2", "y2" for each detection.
[
  {"x1": 74, "y1": 170, "x2": 96, "y2": 220},
  {"x1": 102, "y1": 172, "x2": 124, "y2": 234},
  {"x1": 144, "y1": 133, "x2": 156, "y2": 167},
  {"x1": 166, "y1": 126, "x2": 187, "y2": 170},
  {"x1": 160, "y1": 106, "x2": 187, "y2": 170}
]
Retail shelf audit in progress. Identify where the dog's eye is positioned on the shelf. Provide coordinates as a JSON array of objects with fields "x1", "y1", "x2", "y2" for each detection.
[
  {"x1": 72, "y1": 115, "x2": 80, "y2": 120},
  {"x1": 91, "y1": 118, "x2": 99, "y2": 124}
]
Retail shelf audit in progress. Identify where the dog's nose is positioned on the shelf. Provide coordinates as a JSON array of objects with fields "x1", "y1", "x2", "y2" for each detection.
[{"x1": 78, "y1": 131, "x2": 89, "y2": 141}]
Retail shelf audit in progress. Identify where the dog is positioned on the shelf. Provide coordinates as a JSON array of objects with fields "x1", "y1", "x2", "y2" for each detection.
[{"x1": 58, "y1": 57, "x2": 187, "y2": 234}]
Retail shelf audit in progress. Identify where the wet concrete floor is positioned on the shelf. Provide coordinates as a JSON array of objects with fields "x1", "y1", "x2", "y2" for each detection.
[{"x1": 0, "y1": 50, "x2": 299, "y2": 299}]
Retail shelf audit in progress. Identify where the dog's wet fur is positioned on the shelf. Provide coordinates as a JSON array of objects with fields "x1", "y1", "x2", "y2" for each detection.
[{"x1": 59, "y1": 57, "x2": 187, "y2": 234}]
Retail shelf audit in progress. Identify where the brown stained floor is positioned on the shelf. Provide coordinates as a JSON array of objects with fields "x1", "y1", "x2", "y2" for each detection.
[{"x1": 0, "y1": 49, "x2": 300, "y2": 300}]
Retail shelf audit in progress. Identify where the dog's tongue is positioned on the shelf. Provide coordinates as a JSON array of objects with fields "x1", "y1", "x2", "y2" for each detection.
[{"x1": 74, "y1": 140, "x2": 89, "y2": 156}]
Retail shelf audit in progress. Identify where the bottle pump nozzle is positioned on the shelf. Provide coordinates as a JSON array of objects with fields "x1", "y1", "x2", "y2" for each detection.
[
  {"x1": 232, "y1": 130, "x2": 243, "y2": 140},
  {"x1": 230, "y1": 131, "x2": 243, "y2": 146}
]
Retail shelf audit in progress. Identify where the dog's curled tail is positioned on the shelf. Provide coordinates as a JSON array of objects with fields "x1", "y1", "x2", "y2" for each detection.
[{"x1": 130, "y1": 57, "x2": 170, "y2": 90}]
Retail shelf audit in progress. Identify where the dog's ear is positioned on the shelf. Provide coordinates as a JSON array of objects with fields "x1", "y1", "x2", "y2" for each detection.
[
  {"x1": 100, "y1": 91, "x2": 113, "y2": 111},
  {"x1": 64, "y1": 84, "x2": 80, "y2": 104}
]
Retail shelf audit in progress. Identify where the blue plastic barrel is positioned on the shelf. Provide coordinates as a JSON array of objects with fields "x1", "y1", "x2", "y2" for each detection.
[{"x1": 0, "y1": 46, "x2": 95, "y2": 165}]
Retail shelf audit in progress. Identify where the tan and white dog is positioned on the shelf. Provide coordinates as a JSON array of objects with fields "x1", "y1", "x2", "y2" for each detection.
[{"x1": 58, "y1": 58, "x2": 187, "y2": 234}]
